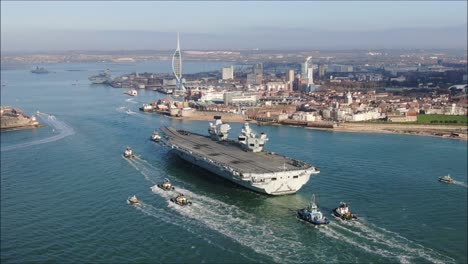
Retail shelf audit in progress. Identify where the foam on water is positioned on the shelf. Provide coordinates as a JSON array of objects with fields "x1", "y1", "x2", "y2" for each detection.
[
  {"x1": 131, "y1": 201, "x2": 259, "y2": 263},
  {"x1": 116, "y1": 106, "x2": 147, "y2": 119},
  {"x1": 125, "y1": 155, "x2": 325, "y2": 263},
  {"x1": 320, "y1": 220, "x2": 455, "y2": 264},
  {"x1": 125, "y1": 98, "x2": 137, "y2": 104},
  {"x1": 123, "y1": 153, "x2": 458, "y2": 264},
  {"x1": 1, "y1": 113, "x2": 75, "y2": 152},
  {"x1": 452, "y1": 181, "x2": 467, "y2": 188}
]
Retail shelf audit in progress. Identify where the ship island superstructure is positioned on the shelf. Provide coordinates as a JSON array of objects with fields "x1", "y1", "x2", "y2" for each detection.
[
  {"x1": 160, "y1": 116, "x2": 319, "y2": 195},
  {"x1": 88, "y1": 69, "x2": 112, "y2": 84}
]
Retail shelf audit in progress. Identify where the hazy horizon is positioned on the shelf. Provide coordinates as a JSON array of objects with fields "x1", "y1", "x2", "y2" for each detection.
[{"x1": 1, "y1": 1, "x2": 467, "y2": 51}]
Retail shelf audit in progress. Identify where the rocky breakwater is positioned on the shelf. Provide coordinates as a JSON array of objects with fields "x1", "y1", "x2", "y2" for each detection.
[{"x1": 0, "y1": 106, "x2": 41, "y2": 131}]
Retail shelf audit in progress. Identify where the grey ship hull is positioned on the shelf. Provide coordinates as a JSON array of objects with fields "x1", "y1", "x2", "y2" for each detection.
[{"x1": 160, "y1": 127, "x2": 319, "y2": 195}]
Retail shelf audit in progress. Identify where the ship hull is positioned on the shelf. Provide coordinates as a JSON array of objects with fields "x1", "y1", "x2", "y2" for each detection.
[{"x1": 172, "y1": 146, "x2": 315, "y2": 195}]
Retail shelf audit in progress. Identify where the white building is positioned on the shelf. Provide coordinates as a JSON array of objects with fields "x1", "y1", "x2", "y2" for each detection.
[
  {"x1": 301, "y1": 56, "x2": 313, "y2": 86},
  {"x1": 222, "y1": 66, "x2": 234, "y2": 80},
  {"x1": 266, "y1": 81, "x2": 287, "y2": 92},
  {"x1": 224, "y1": 92, "x2": 257, "y2": 106},
  {"x1": 292, "y1": 111, "x2": 321, "y2": 122}
]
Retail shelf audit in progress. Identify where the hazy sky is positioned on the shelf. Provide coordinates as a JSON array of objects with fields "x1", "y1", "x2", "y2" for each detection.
[{"x1": 1, "y1": 1, "x2": 467, "y2": 51}]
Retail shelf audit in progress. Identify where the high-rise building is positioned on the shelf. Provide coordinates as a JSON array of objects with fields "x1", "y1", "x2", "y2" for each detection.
[
  {"x1": 286, "y1": 69, "x2": 295, "y2": 91},
  {"x1": 318, "y1": 64, "x2": 326, "y2": 79},
  {"x1": 301, "y1": 57, "x2": 313, "y2": 90},
  {"x1": 253, "y1": 63, "x2": 263, "y2": 75},
  {"x1": 172, "y1": 32, "x2": 185, "y2": 91},
  {"x1": 346, "y1": 91, "x2": 353, "y2": 105},
  {"x1": 222, "y1": 66, "x2": 234, "y2": 80},
  {"x1": 247, "y1": 73, "x2": 263, "y2": 85}
]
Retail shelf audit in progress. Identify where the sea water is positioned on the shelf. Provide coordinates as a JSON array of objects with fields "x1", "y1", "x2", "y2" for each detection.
[{"x1": 1, "y1": 61, "x2": 467, "y2": 263}]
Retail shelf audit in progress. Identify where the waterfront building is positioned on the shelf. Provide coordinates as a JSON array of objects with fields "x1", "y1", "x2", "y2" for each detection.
[
  {"x1": 222, "y1": 66, "x2": 234, "y2": 80},
  {"x1": 172, "y1": 32, "x2": 185, "y2": 91}
]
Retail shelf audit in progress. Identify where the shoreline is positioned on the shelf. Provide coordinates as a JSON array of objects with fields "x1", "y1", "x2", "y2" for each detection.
[
  {"x1": 0, "y1": 124, "x2": 44, "y2": 132},
  {"x1": 306, "y1": 126, "x2": 468, "y2": 141},
  {"x1": 166, "y1": 111, "x2": 468, "y2": 140}
]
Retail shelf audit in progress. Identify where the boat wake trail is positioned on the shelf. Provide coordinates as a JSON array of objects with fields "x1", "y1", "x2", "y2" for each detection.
[
  {"x1": 131, "y1": 201, "x2": 258, "y2": 262},
  {"x1": 124, "y1": 155, "x2": 321, "y2": 263},
  {"x1": 122, "y1": 156, "x2": 162, "y2": 184},
  {"x1": 1, "y1": 113, "x2": 75, "y2": 152},
  {"x1": 155, "y1": 186, "x2": 317, "y2": 263},
  {"x1": 115, "y1": 106, "x2": 146, "y2": 118},
  {"x1": 125, "y1": 98, "x2": 137, "y2": 104},
  {"x1": 452, "y1": 181, "x2": 467, "y2": 188},
  {"x1": 319, "y1": 220, "x2": 455, "y2": 264}
]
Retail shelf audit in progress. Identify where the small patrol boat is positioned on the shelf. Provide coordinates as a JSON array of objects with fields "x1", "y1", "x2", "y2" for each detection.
[
  {"x1": 151, "y1": 131, "x2": 161, "y2": 142},
  {"x1": 332, "y1": 202, "x2": 358, "y2": 220},
  {"x1": 439, "y1": 174, "x2": 454, "y2": 184},
  {"x1": 123, "y1": 147, "x2": 133, "y2": 158},
  {"x1": 170, "y1": 193, "x2": 192, "y2": 206},
  {"x1": 128, "y1": 195, "x2": 139, "y2": 205},
  {"x1": 157, "y1": 178, "x2": 175, "y2": 191},
  {"x1": 297, "y1": 194, "x2": 330, "y2": 226}
]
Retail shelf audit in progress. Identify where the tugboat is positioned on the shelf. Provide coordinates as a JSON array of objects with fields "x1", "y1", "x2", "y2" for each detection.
[
  {"x1": 128, "y1": 195, "x2": 139, "y2": 205},
  {"x1": 297, "y1": 194, "x2": 330, "y2": 226},
  {"x1": 170, "y1": 193, "x2": 192, "y2": 206},
  {"x1": 157, "y1": 178, "x2": 175, "y2": 191},
  {"x1": 332, "y1": 202, "x2": 358, "y2": 220},
  {"x1": 151, "y1": 130, "x2": 161, "y2": 142},
  {"x1": 439, "y1": 174, "x2": 454, "y2": 184},
  {"x1": 123, "y1": 147, "x2": 134, "y2": 158}
]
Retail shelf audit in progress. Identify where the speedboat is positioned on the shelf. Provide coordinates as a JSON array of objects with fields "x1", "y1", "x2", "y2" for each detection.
[
  {"x1": 170, "y1": 194, "x2": 192, "y2": 206},
  {"x1": 157, "y1": 178, "x2": 175, "y2": 191},
  {"x1": 332, "y1": 202, "x2": 358, "y2": 220},
  {"x1": 439, "y1": 174, "x2": 454, "y2": 184},
  {"x1": 123, "y1": 147, "x2": 133, "y2": 158},
  {"x1": 151, "y1": 131, "x2": 161, "y2": 142},
  {"x1": 297, "y1": 194, "x2": 330, "y2": 226},
  {"x1": 128, "y1": 195, "x2": 139, "y2": 205}
]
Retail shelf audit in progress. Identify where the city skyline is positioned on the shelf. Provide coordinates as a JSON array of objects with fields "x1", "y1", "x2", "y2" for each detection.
[{"x1": 1, "y1": 1, "x2": 467, "y2": 51}]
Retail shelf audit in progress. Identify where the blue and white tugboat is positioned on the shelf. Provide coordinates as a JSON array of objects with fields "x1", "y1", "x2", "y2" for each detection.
[
  {"x1": 332, "y1": 202, "x2": 358, "y2": 220},
  {"x1": 297, "y1": 194, "x2": 330, "y2": 226}
]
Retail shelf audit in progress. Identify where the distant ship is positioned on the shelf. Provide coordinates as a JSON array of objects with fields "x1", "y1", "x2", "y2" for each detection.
[
  {"x1": 88, "y1": 69, "x2": 111, "y2": 84},
  {"x1": 159, "y1": 116, "x2": 320, "y2": 195},
  {"x1": 31, "y1": 66, "x2": 49, "y2": 74}
]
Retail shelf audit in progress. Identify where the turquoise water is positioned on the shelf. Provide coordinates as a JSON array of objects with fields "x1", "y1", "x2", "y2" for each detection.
[{"x1": 1, "y1": 61, "x2": 467, "y2": 263}]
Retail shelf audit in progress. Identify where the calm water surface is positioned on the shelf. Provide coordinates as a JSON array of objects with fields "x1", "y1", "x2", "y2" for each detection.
[{"x1": 1, "y1": 61, "x2": 467, "y2": 263}]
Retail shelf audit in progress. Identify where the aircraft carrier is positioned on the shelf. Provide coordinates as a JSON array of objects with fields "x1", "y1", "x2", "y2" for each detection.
[{"x1": 160, "y1": 117, "x2": 319, "y2": 195}]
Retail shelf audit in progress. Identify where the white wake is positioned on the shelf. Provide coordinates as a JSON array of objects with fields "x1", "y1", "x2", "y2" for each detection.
[
  {"x1": 1, "y1": 112, "x2": 75, "y2": 152},
  {"x1": 124, "y1": 155, "x2": 321, "y2": 263},
  {"x1": 319, "y1": 220, "x2": 455, "y2": 264}
]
